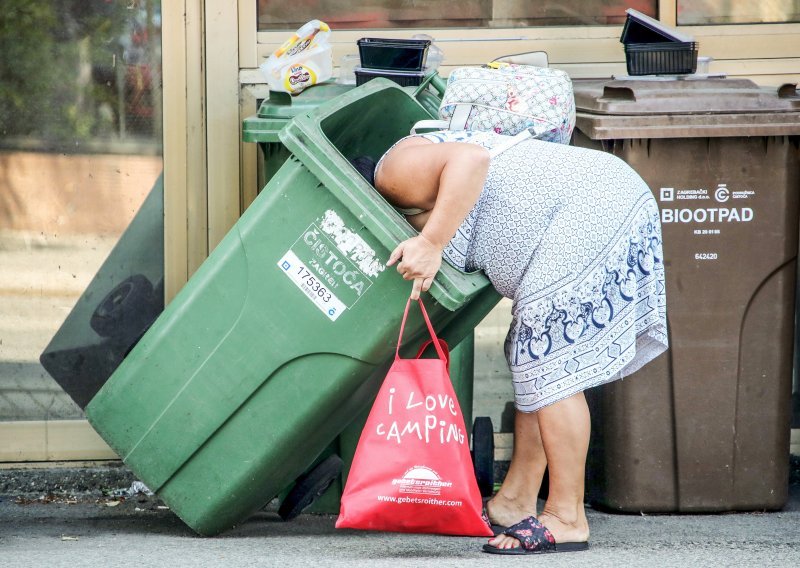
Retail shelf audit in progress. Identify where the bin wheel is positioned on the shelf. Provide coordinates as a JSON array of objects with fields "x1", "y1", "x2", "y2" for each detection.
[
  {"x1": 472, "y1": 416, "x2": 495, "y2": 498},
  {"x1": 90, "y1": 275, "x2": 154, "y2": 338},
  {"x1": 122, "y1": 324, "x2": 153, "y2": 359},
  {"x1": 118, "y1": 278, "x2": 163, "y2": 357},
  {"x1": 278, "y1": 454, "x2": 343, "y2": 522}
]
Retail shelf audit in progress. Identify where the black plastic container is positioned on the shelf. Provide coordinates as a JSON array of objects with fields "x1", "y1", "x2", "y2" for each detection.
[
  {"x1": 620, "y1": 9, "x2": 698, "y2": 75},
  {"x1": 624, "y1": 42, "x2": 699, "y2": 75},
  {"x1": 354, "y1": 66, "x2": 427, "y2": 87},
  {"x1": 357, "y1": 38, "x2": 430, "y2": 71},
  {"x1": 620, "y1": 9, "x2": 694, "y2": 44}
]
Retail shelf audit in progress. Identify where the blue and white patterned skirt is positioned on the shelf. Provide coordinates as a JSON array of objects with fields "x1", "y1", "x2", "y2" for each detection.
[{"x1": 426, "y1": 130, "x2": 668, "y2": 412}]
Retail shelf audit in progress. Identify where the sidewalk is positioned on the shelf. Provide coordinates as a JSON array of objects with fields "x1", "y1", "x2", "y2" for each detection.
[{"x1": 1, "y1": 462, "x2": 799, "y2": 568}]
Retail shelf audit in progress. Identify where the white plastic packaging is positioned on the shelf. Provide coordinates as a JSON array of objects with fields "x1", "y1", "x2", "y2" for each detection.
[
  {"x1": 260, "y1": 20, "x2": 333, "y2": 95},
  {"x1": 411, "y1": 33, "x2": 444, "y2": 70}
]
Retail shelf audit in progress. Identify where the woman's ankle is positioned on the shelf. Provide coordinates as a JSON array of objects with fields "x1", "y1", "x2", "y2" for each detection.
[
  {"x1": 487, "y1": 492, "x2": 538, "y2": 524},
  {"x1": 539, "y1": 501, "x2": 588, "y2": 528}
]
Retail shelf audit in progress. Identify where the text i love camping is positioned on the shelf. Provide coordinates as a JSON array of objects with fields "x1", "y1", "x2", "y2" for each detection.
[{"x1": 375, "y1": 385, "x2": 466, "y2": 446}]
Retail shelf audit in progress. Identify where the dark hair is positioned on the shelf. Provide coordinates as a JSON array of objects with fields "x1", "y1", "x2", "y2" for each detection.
[{"x1": 350, "y1": 156, "x2": 377, "y2": 186}]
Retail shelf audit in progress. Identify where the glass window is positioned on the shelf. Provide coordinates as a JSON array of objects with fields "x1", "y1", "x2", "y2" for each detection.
[
  {"x1": 257, "y1": 0, "x2": 657, "y2": 30},
  {"x1": 0, "y1": 1, "x2": 163, "y2": 422},
  {"x1": 678, "y1": 0, "x2": 800, "y2": 24}
]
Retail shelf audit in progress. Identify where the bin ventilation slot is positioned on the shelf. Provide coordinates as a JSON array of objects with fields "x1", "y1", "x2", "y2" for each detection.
[
  {"x1": 777, "y1": 83, "x2": 799, "y2": 101},
  {"x1": 601, "y1": 86, "x2": 636, "y2": 102}
]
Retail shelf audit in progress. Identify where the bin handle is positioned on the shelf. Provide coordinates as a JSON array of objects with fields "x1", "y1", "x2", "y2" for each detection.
[{"x1": 412, "y1": 71, "x2": 446, "y2": 99}]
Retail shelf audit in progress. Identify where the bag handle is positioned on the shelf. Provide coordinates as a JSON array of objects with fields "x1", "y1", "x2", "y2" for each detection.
[
  {"x1": 410, "y1": 119, "x2": 448, "y2": 134},
  {"x1": 409, "y1": 121, "x2": 532, "y2": 158},
  {"x1": 415, "y1": 338, "x2": 450, "y2": 372},
  {"x1": 487, "y1": 130, "x2": 532, "y2": 158},
  {"x1": 395, "y1": 298, "x2": 448, "y2": 363},
  {"x1": 410, "y1": 105, "x2": 470, "y2": 134}
]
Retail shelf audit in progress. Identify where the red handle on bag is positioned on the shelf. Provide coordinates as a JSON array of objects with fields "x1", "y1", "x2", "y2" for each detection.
[
  {"x1": 395, "y1": 298, "x2": 448, "y2": 363},
  {"x1": 415, "y1": 338, "x2": 450, "y2": 372}
]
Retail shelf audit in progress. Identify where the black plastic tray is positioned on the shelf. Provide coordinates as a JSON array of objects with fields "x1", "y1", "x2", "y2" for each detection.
[{"x1": 354, "y1": 66, "x2": 429, "y2": 87}]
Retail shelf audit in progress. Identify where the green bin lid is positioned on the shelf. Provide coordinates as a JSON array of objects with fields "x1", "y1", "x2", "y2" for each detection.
[
  {"x1": 257, "y1": 83, "x2": 354, "y2": 119},
  {"x1": 573, "y1": 78, "x2": 800, "y2": 139},
  {"x1": 242, "y1": 82, "x2": 354, "y2": 143}
]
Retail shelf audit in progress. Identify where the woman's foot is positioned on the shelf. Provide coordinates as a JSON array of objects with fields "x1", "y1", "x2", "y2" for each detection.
[
  {"x1": 485, "y1": 492, "x2": 538, "y2": 529},
  {"x1": 487, "y1": 507, "x2": 589, "y2": 550}
]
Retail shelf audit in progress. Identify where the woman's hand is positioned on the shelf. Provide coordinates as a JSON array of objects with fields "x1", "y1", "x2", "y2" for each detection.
[{"x1": 387, "y1": 234, "x2": 443, "y2": 300}]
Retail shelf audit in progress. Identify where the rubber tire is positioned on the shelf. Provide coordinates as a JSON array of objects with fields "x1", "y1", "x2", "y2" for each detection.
[
  {"x1": 90, "y1": 274, "x2": 154, "y2": 339},
  {"x1": 472, "y1": 416, "x2": 495, "y2": 497},
  {"x1": 121, "y1": 323, "x2": 153, "y2": 359},
  {"x1": 278, "y1": 454, "x2": 343, "y2": 521}
]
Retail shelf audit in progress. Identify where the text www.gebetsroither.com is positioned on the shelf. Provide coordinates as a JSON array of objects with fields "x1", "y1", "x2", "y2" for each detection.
[{"x1": 377, "y1": 495, "x2": 462, "y2": 507}]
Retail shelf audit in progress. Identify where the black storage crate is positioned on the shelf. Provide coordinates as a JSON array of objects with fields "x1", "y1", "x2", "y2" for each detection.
[
  {"x1": 357, "y1": 37, "x2": 430, "y2": 71},
  {"x1": 354, "y1": 66, "x2": 427, "y2": 87},
  {"x1": 624, "y1": 42, "x2": 699, "y2": 76},
  {"x1": 620, "y1": 9, "x2": 694, "y2": 44}
]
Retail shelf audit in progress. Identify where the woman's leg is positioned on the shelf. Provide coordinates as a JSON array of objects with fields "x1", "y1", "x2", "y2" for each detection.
[
  {"x1": 489, "y1": 391, "x2": 591, "y2": 548},
  {"x1": 485, "y1": 409, "x2": 547, "y2": 527}
]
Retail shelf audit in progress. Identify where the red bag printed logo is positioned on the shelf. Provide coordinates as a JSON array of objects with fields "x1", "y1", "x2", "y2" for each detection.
[{"x1": 336, "y1": 299, "x2": 492, "y2": 537}]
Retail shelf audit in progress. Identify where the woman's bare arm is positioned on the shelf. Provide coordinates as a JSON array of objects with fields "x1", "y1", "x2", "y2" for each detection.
[{"x1": 376, "y1": 138, "x2": 490, "y2": 299}]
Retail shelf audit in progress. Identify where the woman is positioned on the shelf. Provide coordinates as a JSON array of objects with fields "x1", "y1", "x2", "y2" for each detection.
[{"x1": 360, "y1": 128, "x2": 668, "y2": 555}]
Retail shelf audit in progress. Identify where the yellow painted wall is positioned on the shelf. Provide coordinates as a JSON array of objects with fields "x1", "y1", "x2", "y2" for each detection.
[{"x1": 253, "y1": 24, "x2": 800, "y2": 87}]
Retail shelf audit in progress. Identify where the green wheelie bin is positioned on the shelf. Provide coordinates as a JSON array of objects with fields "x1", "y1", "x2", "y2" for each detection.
[
  {"x1": 240, "y1": 75, "x2": 482, "y2": 516},
  {"x1": 39, "y1": 175, "x2": 165, "y2": 410},
  {"x1": 242, "y1": 83, "x2": 354, "y2": 188},
  {"x1": 85, "y1": 79, "x2": 501, "y2": 536}
]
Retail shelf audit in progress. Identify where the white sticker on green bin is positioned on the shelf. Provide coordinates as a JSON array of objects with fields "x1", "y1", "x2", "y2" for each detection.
[
  {"x1": 278, "y1": 250, "x2": 347, "y2": 321},
  {"x1": 278, "y1": 210, "x2": 385, "y2": 321}
]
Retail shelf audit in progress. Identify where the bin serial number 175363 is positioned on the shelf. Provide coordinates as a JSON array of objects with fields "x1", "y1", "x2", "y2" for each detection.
[{"x1": 295, "y1": 266, "x2": 333, "y2": 302}]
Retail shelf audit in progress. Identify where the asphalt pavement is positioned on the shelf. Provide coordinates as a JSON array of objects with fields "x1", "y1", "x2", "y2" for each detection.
[{"x1": 1, "y1": 463, "x2": 799, "y2": 568}]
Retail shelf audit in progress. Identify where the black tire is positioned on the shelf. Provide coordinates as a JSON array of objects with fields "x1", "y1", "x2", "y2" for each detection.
[
  {"x1": 121, "y1": 323, "x2": 153, "y2": 359},
  {"x1": 472, "y1": 416, "x2": 495, "y2": 498},
  {"x1": 90, "y1": 275, "x2": 155, "y2": 339},
  {"x1": 278, "y1": 454, "x2": 343, "y2": 521},
  {"x1": 117, "y1": 277, "x2": 164, "y2": 358}
]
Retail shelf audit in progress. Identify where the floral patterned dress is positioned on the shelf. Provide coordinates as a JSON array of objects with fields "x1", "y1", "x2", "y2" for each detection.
[{"x1": 399, "y1": 129, "x2": 668, "y2": 412}]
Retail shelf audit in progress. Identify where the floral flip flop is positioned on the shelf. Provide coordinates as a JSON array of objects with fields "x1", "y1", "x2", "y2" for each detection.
[{"x1": 482, "y1": 516, "x2": 589, "y2": 555}]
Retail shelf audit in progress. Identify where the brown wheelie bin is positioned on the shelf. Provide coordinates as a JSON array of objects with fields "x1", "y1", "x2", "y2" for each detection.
[{"x1": 572, "y1": 77, "x2": 800, "y2": 512}]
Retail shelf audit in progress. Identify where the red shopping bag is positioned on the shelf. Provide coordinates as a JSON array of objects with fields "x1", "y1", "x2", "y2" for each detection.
[{"x1": 336, "y1": 298, "x2": 492, "y2": 537}]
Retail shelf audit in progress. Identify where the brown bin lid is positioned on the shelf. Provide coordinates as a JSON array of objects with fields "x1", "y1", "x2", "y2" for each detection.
[{"x1": 573, "y1": 78, "x2": 800, "y2": 139}]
